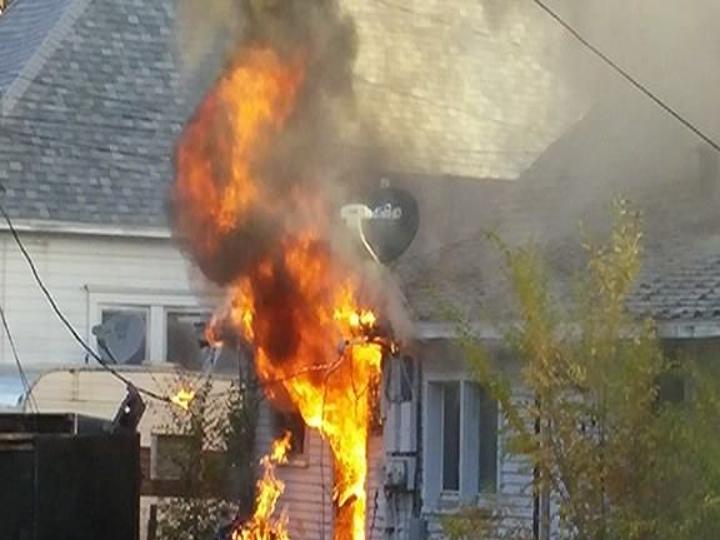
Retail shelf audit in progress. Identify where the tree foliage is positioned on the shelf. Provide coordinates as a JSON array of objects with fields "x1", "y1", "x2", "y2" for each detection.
[
  {"x1": 446, "y1": 199, "x2": 720, "y2": 539},
  {"x1": 156, "y1": 370, "x2": 260, "y2": 540}
]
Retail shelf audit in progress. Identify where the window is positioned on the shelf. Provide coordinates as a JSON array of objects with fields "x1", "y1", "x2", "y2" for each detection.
[
  {"x1": 656, "y1": 369, "x2": 686, "y2": 405},
  {"x1": 96, "y1": 306, "x2": 149, "y2": 365},
  {"x1": 86, "y1": 286, "x2": 212, "y2": 366},
  {"x1": 272, "y1": 408, "x2": 306, "y2": 457},
  {"x1": 166, "y1": 310, "x2": 242, "y2": 372},
  {"x1": 150, "y1": 433, "x2": 193, "y2": 480},
  {"x1": 166, "y1": 311, "x2": 210, "y2": 370},
  {"x1": 426, "y1": 380, "x2": 499, "y2": 506}
]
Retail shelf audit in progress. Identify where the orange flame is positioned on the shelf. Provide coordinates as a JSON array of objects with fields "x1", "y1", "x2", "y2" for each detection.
[
  {"x1": 233, "y1": 433, "x2": 292, "y2": 540},
  {"x1": 223, "y1": 248, "x2": 384, "y2": 540},
  {"x1": 174, "y1": 46, "x2": 386, "y2": 540}
]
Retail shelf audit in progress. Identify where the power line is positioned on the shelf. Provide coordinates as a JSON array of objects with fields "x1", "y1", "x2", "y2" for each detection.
[
  {"x1": 532, "y1": 0, "x2": 720, "y2": 153},
  {"x1": 0, "y1": 203, "x2": 172, "y2": 404},
  {"x1": 0, "y1": 303, "x2": 38, "y2": 412}
]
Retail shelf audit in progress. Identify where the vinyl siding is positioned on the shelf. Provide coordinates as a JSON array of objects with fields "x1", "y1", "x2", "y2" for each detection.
[
  {"x1": 0, "y1": 231, "x2": 210, "y2": 367},
  {"x1": 255, "y1": 400, "x2": 386, "y2": 540}
]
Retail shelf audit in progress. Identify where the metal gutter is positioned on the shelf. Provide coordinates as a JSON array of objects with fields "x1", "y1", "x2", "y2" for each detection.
[
  {"x1": 0, "y1": 218, "x2": 172, "y2": 239},
  {"x1": 415, "y1": 320, "x2": 720, "y2": 340}
]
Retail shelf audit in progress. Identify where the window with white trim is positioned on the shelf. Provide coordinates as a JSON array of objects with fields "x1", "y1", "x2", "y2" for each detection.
[
  {"x1": 86, "y1": 286, "x2": 214, "y2": 367},
  {"x1": 425, "y1": 380, "x2": 499, "y2": 506},
  {"x1": 272, "y1": 407, "x2": 306, "y2": 458}
]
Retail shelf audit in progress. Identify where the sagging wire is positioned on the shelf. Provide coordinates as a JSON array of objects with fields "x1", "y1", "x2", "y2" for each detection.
[
  {"x1": 0, "y1": 201, "x2": 172, "y2": 405},
  {"x1": 532, "y1": 0, "x2": 720, "y2": 153}
]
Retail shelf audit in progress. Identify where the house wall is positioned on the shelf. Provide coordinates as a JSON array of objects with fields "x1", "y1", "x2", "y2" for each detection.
[
  {"x1": 419, "y1": 340, "x2": 535, "y2": 539},
  {"x1": 0, "y1": 230, "x2": 211, "y2": 367},
  {"x1": 254, "y1": 400, "x2": 387, "y2": 540},
  {"x1": 0, "y1": 228, "x2": 388, "y2": 540}
]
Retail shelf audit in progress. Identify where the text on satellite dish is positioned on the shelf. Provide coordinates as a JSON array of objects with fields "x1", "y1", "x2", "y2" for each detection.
[{"x1": 371, "y1": 203, "x2": 402, "y2": 220}]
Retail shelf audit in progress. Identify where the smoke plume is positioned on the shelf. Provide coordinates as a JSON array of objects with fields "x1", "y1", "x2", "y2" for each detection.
[{"x1": 171, "y1": 0, "x2": 364, "y2": 287}]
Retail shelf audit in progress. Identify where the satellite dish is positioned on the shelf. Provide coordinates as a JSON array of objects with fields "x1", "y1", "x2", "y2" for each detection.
[
  {"x1": 360, "y1": 184, "x2": 419, "y2": 264},
  {"x1": 92, "y1": 313, "x2": 146, "y2": 365}
]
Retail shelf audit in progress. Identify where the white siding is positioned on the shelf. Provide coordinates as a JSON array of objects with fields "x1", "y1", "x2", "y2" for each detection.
[
  {"x1": 255, "y1": 400, "x2": 386, "y2": 540},
  {"x1": 0, "y1": 231, "x2": 212, "y2": 367},
  {"x1": 255, "y1": 401, "x2": 334, "y2": 540}
]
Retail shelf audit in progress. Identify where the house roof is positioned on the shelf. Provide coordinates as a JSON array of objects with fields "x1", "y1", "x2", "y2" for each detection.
[
  {"x1": 0, "y1": 0, "x2": 77, "y2": 98},
  {"x1": 396, "y1": 96, "x2": 720, "y2": 325},
  {"x1": 0, "y1": 0, "x2": 199, "y2": 229}
]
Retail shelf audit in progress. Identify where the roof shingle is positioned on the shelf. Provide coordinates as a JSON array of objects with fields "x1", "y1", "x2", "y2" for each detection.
[{"x1": 0, "y1": 0, "x2": 198, "y2": 228}]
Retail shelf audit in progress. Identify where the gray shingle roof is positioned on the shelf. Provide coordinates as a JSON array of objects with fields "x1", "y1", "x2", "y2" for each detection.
[
  {"x1": 0, "y1": 0, "x2": 76, "y2": 97},
  {"x1": 396, "y1": 96, "x2": 720, "y2": 325},
  {"x1": 0, "y1": 0, "x2": 199, "y2": 228},
  {"x1": 397, "y1": 178, "x2": 720, "y2": 325}
]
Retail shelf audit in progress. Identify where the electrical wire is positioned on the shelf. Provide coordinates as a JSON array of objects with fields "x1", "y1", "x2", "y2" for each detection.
[
  {"x1": 532, "y1": 0, "x2": 720, "y2": 153},
  {"x1": 0, "y1": 203, "x2": 172, "y2": 404},
  {"x1": 0, "y1": 303, "x2": 38, "y2": 412}
]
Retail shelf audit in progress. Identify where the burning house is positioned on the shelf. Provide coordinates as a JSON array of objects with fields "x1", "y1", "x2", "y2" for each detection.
[
  {"x1": 0, "y1": 0, "x2": 625, "y2": 539},
  {"x1": 167, "y1": 1, "x2": 592, "y2": 539}
]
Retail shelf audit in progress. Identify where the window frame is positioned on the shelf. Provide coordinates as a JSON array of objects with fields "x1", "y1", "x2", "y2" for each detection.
[
  {"x1": 424, "y1": 377, "x2": 501, "y2": 509},
  {"x1": 268, "y1": 404, "x2": 309, "y2": 468},
  {"x1": 272, "y1": 408, "x2": 307, "y2": 458},
  {"x1": 86, "y1": 286, "x2": 211, "y2": 365}
]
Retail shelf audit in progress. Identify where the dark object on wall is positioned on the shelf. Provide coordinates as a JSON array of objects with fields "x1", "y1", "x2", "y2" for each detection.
[
  {"x1": 113, "y1": 384, "x2": 146, "y2": 433},
  {"x1": 361, "y1": 185, "x2": 420, "y2": 264},
  {"x1": 0, "y1": 413, "x2": 140, "y2": 540}
]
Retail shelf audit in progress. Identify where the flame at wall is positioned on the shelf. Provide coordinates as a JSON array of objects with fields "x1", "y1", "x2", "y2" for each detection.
[
  {"x1": 173, "y1": 38, "x2": 385, "y2": 540},
  {"x1": 233, "y1": 432, "x2": 292, "y2": 540}
]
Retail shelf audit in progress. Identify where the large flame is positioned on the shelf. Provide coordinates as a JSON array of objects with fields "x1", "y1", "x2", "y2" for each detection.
[
  {"x1": 234, "y1": 432, "x2": 293, "y2": 540},
  {"x1": 174, "y1": 47, "x2": 385, "y2": 540}
]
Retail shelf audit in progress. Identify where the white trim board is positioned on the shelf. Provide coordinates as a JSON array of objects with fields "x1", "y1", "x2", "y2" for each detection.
[
  {"x1": 415, "y1": 320, "x2": 720, "y2": 340},
  {"x1": 0, "y1": 219, "x2": 172, "y2": 239}
]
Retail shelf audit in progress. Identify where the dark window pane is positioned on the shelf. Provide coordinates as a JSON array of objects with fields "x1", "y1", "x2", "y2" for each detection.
[
  {"x1": 442, "y1": 382, "x2": 460, "y2": 491},
  {"x1": 152, "y1": 433, "x2": 193, "y2": 480},
  {"x1": 478, "y1": 387, "x2": 498, "y2": 492},
  {"x1": 272, "y1": 409, "x2": 305, "y2": 456},
  {"x1": 167, "y1": 311, "x2": 241, "y2": 373},
  {"x1": 98, "y1": 309, "x2": 147, "y2": 365},
  {"x1": 656, "y1": 370, "x2": 685, "y2": 405},
  {"x1": 166, "y1": 311, "x2": 208, "y2": 370}
]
